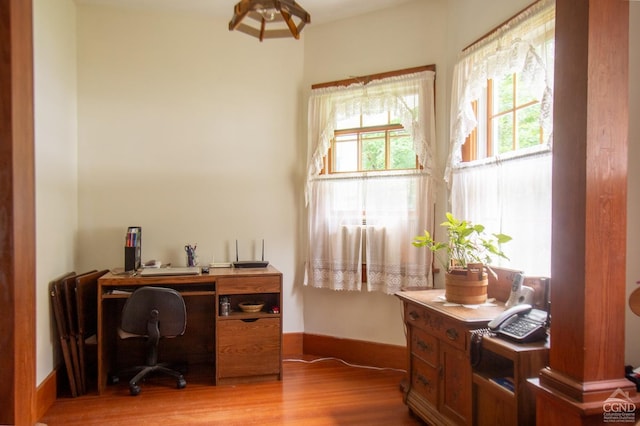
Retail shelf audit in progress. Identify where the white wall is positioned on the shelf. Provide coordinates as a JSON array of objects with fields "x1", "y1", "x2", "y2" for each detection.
[
  {"x1": 75, "y1": 4, "x2": 305, "y2": 335},
  {"x1": 33, "y1": 0, "x2": 78, "y2": 385},
  {"x1": 301, "y1": 0, "x2": 448, "y2": 346}
]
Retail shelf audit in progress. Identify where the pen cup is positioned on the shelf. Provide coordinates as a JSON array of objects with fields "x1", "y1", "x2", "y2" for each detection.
[{"x1": 186, "y1": 247, "x2": 198, "y2": 267}]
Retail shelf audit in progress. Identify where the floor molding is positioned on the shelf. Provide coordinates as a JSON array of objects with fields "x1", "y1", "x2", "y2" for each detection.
[
  {"x1": 36, "y1": 368, "x2": 57, "y2": 421},
  {"x1": 302, "y1": 333, "x2": 407, "y2": 371},
  {"x1": 283, "y1": 332, "x2": 304, "y2": 356}
]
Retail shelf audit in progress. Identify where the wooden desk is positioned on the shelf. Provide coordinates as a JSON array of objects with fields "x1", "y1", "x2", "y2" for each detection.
[
  {"x1": 397, "y1": 289, "x2": 505, "y2": 425},
  {"x1": 396, "y1": 289, "x2": 548, "y2": 426},
  {"x1": 97, "y1": 266, "x2": 282, "y2": 394}
]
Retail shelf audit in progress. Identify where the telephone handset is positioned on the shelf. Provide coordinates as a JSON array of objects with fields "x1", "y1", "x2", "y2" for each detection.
[
  {"x1": 505, "y1": 272, "x2": 534, "y2": 308},
  {"x1": 488, "y1": 304, "x2": 548, "y2": 343}
]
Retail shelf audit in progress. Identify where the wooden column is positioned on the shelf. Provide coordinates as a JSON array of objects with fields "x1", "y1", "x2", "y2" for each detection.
[
  {"x1": 0, "y1": 0, "x2": 36, "y2": 424},
  {"x1": 531, "y1": 0, "x2": 639, "y2": 424}
]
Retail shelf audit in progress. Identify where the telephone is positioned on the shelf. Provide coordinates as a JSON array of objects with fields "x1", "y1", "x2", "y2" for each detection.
[
  {"x1": 505, "y1": 272, "x2": 534, "y2": 308},
  {"x1": 488, "y1": 304, "x2": 548, "y2": 343}
]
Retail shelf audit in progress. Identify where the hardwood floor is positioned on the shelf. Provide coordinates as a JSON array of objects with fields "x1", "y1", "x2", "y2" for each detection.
[{"x1": 39, "y1": 357, "x2": 424, "y2": 425}]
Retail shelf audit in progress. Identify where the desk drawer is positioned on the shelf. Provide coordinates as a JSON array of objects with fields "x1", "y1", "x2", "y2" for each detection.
[
  {"x1": 438, "y1": 316, "x2": 466, "y2": 351},
  {"x1": 217, "y1": 317, "x2": 281, "y2": 378},
  {"x1": 405, "y1": 303, "x2": 467, "y2": 351},
  {"x1": 411, "y1": 327, "x2": 438, "y2": 366},
  {"x1": 217, "y1": 276, "x2": 281, "y2": 294}
]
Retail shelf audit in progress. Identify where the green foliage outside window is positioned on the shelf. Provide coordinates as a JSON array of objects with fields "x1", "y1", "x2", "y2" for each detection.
[
  {"x1": 331, "y1": 105, "x2": 420, "y2": 173},
  {"x1": 492, "y1": 73, "x2": 542, "y2": 155}
]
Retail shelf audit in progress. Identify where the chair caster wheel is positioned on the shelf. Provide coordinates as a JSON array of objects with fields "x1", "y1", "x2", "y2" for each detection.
[
  {"x1": 129, "y1": 384, "x2": 141, "y2": 396},
  {"x1": 177, "y1": 377, "x2": 186, "y2": 389}
]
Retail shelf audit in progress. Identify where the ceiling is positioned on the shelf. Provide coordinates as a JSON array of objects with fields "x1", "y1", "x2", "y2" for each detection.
[{"x1": 75, "y1": 0, "x2": 416, "y2": 25}]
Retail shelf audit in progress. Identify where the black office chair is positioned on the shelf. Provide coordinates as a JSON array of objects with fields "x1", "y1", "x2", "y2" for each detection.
[{"x1": 114, "y1": 286, "x2": 187, "y2": 396}]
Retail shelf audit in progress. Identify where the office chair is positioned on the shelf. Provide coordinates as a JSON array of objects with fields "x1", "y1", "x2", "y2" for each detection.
[{"x1": 113, "y1": 286, "x2": 187, "y2": 396}]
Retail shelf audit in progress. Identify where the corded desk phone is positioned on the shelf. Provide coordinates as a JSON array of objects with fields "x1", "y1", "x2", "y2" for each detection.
[
  {"x1": 470, "y1": 304, "x2": 548, "y2": 366},
  {"x1": 470, "y1": 275, "x2": 550, "y2": 365},
  {"x1": 488, "y1": 303, "x2": 548, "y2": 343}
]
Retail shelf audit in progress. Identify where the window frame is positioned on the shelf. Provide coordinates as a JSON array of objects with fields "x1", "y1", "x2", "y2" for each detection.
[
  {"x1": 462, "y1": 72, "x2": 545, "y2": 163},
  {"x1": 323, "y1": 121, "x2": 420, "y2": 174}
]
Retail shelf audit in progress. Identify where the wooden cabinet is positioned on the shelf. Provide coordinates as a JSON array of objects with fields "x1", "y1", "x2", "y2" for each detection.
[
  {"x1": 397, "y1": 289, "x2": 508, "y2": 426},
  {"x1": 397, "y1": 289, "x2": 549, "y2": 425},
  {"x1": 472, "y1": 335, "x2": 548, "y2": 426},
  {"x1": 215, "y1": 274, "x2": 283, "y2": 385}
]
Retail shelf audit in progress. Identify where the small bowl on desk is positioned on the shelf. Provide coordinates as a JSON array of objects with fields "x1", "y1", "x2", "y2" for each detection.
[{"x1": 238, "y1": 301, "x2": 265, "y2": 313}]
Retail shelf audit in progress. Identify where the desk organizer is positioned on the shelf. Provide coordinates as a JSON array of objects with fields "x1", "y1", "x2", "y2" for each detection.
[{"x1": 124, "y1": 226, "x2": 141, "y2": 271}]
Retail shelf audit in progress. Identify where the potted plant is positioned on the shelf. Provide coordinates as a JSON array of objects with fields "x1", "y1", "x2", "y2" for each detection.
[{"x1": 412, "y1": 212, "x2": 512, "y2": 304}]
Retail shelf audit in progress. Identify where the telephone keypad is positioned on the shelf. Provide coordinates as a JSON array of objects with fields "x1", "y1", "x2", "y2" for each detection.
[{"x1": 502, "y1": 317, "x2": 538, "y2": 337}]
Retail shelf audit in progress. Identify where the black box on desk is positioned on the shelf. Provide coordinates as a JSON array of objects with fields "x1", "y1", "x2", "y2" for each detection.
[
  {"x1": 124, "y1": 246, "x2": 141, "y2": 271},
  {"x1": 124, "y1": 226, "x2": 142, "y2": 271}
]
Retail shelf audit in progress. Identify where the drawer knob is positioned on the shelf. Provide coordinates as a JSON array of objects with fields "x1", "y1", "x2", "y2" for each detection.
[
  {"x1": 446, "y1": 327, "x2": 459, "y2": 341},
  {"x1": 409, "y1": 311, "x2": 420, "y2": 321},
  {"x1": 416, "y1": 374, "x2": 430, "y2": 387},
  {"x1": 417, "y1": 339, "x2": 432, "y2": 352}
]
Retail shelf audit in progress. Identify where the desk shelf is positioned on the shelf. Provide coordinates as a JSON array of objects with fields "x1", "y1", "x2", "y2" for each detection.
[
  {"x1": 472, "y1": 335, "x2": 548, "y2": 426},
  {"x1": 217, "y1": 311, "x2": 281, "y2": 321},
  {"x1": 473, "y1": 373, "x2": 515, "y2": 397},
  {"x1": 102, "y1": 289, "x2": 216, "y2": 299}
]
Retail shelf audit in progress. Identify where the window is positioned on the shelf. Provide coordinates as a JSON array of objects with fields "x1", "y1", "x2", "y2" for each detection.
[
  {"x1": 462, "y1": 28, "x2": 554, "y2": 162},
  {"x1": 325, "y1": 109, "x2": 419, "y2": 173},
  {"x1": 305, "y1": 67, "x2": 436, "y2": 294},
  {"x1": 448, "y1": 0, "x2": 555, "y2": 277}
]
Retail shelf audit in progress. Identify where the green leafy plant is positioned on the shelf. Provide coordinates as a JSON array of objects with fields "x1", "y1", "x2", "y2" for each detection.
[{"x1": 412, "y1": 212, "x2": 512, "y2": 271}]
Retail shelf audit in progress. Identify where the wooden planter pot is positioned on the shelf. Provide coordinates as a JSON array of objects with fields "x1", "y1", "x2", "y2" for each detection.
[{"x1": 445, "y1": 263, "x2": 488, "y2": 304}]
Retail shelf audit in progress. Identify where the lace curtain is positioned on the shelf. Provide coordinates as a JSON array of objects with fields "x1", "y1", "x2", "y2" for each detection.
[
  {"x1": 305, "y1": 71, "x2": 436, "y2": 294},
  {"x1": 446, "y1": 0, "x2": 555, "y2": 182},
  {"x1": 451, "y1": 148, "x2": 552, "y2": 276},
  {"x1": 448, "y1": 0, "x2": 555, "y2": 277}
]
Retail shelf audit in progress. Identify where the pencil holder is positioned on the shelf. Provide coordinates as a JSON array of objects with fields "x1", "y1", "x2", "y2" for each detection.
[
  {"x1": 185, "y1": 245, "x2": 198, "y2": 267},
  {"x1": 124, "y1": 226, "x2": 142, "y2": 271}
]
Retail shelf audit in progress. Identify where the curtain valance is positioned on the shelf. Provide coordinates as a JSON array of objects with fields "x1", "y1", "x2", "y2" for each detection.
[
  {"x1": 446, "y1": 0, "x2": 555, "y2": 182},
  {"x1": 306, "y1": 70, "x2": 436, "y2": 203}
]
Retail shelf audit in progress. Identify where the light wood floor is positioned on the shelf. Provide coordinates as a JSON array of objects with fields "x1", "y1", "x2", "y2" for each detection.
[{"x1": 39, "y1": 357, "x2": 424, "y2": 425}]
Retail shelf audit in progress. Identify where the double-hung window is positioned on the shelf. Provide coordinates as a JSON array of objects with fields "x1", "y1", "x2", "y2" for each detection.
[
  {"x1": 327, "y1": 113, "x2": 419, "y2": 174},
  {"x1": 448, "y1": 0, "x2": 555, "y2": 276},
  {"x1": 305, "y1": 68, "x2": 436, "y2": 294}
]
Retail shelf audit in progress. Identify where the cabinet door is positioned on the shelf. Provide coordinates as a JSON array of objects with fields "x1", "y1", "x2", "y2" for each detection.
[
  {"x1": 440, "y1": 342, "x2": 472, "y2": 425},
  {"x1": 411, "y1": 355, "x2": 439, "y2": 405},
  {"x1": 474, "y1": 381, "x2": 517, "y2": 426},
  {"x1": 218, "y1": 317, "x2": 281, "y2": 379}
]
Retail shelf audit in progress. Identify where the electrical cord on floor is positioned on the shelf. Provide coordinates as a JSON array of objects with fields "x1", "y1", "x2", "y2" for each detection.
[{"x1": 283, "y1": 356, "x2": 407, "y2": 373}]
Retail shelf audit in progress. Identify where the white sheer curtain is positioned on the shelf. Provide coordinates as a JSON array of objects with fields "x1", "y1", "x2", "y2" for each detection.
[
  {"x1": 451, "y1": 148, "x2": 552, "y2": 276},
  {"x1": 305, "y1": 178, "x2": 364, "y2": 292},
  {"x1": 448, "y1": 0, "x2": 555, "y2": 277},
  {"x1": 305, "y1": 71, "x2": 436, "y2": 294},
  {"x1": 364, "y1": 173, "x2": 433, "y2": 293}
]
